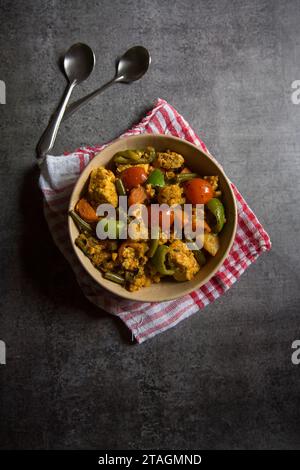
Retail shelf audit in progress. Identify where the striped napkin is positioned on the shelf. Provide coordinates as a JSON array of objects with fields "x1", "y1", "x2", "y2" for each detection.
[{"x1": 39, "y1": 98, "x2": 271, "y2": 343}]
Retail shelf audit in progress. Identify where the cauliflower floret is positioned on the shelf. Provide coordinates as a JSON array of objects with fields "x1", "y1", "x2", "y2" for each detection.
[
  {"x1": 204, "y1": 175, "x2": 219, "y2": 192},
  {"x1": 156, "y1": 151, "x2": 184, "y2": 170},
  {"x1": 88, "y1": 167, "x2": 118, "y2": 207},
  {"x1": 165, "y1": 170, "x2": 176, "y2": 180},
  {"x1": 75, "y1": 233, "x2": 112, "y2": 268},
  {"x1": 126, "y1": 263, "x2": 162, "y2": 292},
  {"x1": 119, "y1": 242, "x2": 149, "y2": 271},
  {"x1": 157, "y1": 184, "x2": 185, "y2": 206},
  {"x1": 145, "y1": 183, "x2": 155, "y2": 198},
  {"x1": 168, "y1": 240, "x2": 200, "y2": 281},
  {"x1": 127, "y1": 267, "x2": 152, "y2": 292}
]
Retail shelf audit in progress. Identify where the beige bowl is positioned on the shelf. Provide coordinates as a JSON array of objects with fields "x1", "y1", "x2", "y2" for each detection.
[{"x1": 68, "y1": 134, "x2": 237, "y2": 302}]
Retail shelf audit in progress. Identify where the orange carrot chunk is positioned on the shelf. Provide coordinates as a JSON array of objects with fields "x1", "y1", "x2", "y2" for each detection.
[
  {"x1": 128, "y1": 186, "x2": 147, "y2": 206},
  {"x1": 76, "y1": 198, "x2": 99, "y2": 223}
]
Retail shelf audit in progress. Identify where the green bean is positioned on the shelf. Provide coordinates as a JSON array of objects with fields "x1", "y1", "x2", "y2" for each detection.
[
  {"x1": 115, "y1": 178, "x2": 126, "y2": 196},
  {"x1": 103, "y1": 272, "x2": 125, "y2": 285},
  {"x1": 176, "y1": 173, "x2": 198, "y2": 183},
  {"x1": 69, "y1": 210, "x2": 94, "y2": 233},
  {"x1": 75, "y1": 236, "x2": 89, "y2": 255}
]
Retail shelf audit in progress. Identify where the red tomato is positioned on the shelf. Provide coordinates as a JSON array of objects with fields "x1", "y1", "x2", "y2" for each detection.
[
  {"x1": 121, "y1": 167, "x2": 147, "y2": 190},
  {"x1": 184, "y1": 178, "x2": 214, "y2": 204},
  {"x1": 147, "y1": 206, "x2": 174, "y2": 228}
]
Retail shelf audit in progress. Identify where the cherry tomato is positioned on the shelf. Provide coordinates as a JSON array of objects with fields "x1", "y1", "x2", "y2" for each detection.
[
  {"x1": 121, "y1": 167, "x2": 147, "y2": 190},
  {"x1": 184, "y1": 178, "x2": 214, "y2": 204}
]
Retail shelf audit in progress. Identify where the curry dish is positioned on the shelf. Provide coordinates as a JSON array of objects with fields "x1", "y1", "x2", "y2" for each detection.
[{"x1": 69, "y1": 147, "x2": 226, "y2": 292}]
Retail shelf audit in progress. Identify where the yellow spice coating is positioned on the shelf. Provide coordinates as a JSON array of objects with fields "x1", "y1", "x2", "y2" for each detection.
[
  {"x1": 168, "y1": 239, "x2": 200, "y2": 281},
  {"x1": 127, "y1": 265, "x2": 161, "y2": 292},
  {"x1": 88, "y1": 166, "x2": 118, "y2": 208},
  {"x1": 204, "y1": 175, "x2": 219, "y2": 192},
  {"x1": 119, "y1": 242, "x2": 149, "y2": 272},
  {"x1": 157, "y1": 151, "x2": 184, "y2": 169},
  {"x1": 115, "y1": 163, "x2": 150, "y2": 175},
  {"x1": 157, "y1": 184, "x2": 185, "y2": 206},
  {"x1": 76, "y1": 234, "x2": 114, "y2": 268}
]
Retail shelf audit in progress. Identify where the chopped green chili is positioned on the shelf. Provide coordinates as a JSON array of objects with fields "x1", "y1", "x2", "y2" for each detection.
[{"x1": 206, "y1": 198, "x2": 226, "y2": 233}]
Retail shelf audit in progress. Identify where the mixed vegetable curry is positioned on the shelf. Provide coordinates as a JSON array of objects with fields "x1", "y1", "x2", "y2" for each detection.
[{"x1": 69, "y1": 147, "x2": 226, "y2": 292}]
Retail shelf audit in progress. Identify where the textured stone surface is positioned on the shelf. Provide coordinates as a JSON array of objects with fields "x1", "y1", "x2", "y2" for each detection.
[{"x1": 0, "y1": 0, "x2": 299, "y2": 450}]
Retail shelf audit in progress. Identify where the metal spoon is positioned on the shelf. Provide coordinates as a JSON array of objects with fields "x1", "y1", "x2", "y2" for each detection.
[
  {"x1": 37, "y1": 43, "x2": 95, "y2": 157},
  {"x1": 63, "y1": 45, "x2": 151, "y2": 121}
]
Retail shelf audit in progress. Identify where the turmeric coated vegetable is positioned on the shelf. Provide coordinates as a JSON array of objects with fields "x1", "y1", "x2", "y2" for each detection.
[
  {"x1": 128, "y1": 186, "x2": 148, "y2": 206},
  {"x1": 76, "y1": 198, "x2": 99, "y2": 223}
]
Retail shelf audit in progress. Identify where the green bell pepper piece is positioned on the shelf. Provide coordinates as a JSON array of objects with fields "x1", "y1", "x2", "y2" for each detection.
[
  {"x1": 206, "y1": 198, "x2": 226, "y2": 233},
  {"x1": 147, "y1": 169, "x2": 165, "y2": 187},
  {"x1": 151, "y1": 245, "x2": 175, "y2": 276},
  {"x1": 147, "y1": 238, "x2": 160, "y2": 258}
]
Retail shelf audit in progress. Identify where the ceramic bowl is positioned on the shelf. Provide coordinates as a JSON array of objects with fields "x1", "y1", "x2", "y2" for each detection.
[{"x1": 68, "y1": 134, "x2": 237, "y2": 302}]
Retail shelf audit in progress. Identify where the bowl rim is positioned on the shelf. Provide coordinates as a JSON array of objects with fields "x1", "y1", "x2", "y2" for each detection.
[{"x1": 68, "y1": 134, "x2": 237, "y2": 302}]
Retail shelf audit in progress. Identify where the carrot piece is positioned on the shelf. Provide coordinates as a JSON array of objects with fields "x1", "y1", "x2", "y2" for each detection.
[
  {"x1": 128, "y1": 186, "x2": 147, "y2": 206},
  {"x1": 76, "y1": 198, "x2": 99, "y2": 223}
]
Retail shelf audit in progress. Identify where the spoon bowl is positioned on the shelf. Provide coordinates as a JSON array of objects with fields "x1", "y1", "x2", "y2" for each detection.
[
  {"x1": 116, "y1": 45, "x2": 151, "y2": 83},
  {"x1": 64, "y1": 43, "x2": 95, "y2": 84}
]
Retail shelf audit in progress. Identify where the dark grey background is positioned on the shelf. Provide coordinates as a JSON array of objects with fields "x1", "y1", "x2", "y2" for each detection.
[{"x1": 0, "y1": 0, "x2": 299, "y2": 450}]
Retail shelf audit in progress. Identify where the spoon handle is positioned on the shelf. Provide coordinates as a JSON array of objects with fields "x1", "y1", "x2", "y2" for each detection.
[
  {"x1": 37, "y1": 81, "x2": 76, "y2": 157},
  {"x1": 63, "y1": 77, "x2": 117, "y2": 121}
]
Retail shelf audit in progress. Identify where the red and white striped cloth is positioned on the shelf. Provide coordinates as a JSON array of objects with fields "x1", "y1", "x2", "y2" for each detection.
[{"x1": 39, "y1": 98, "x2": 271, "y2": 343}]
